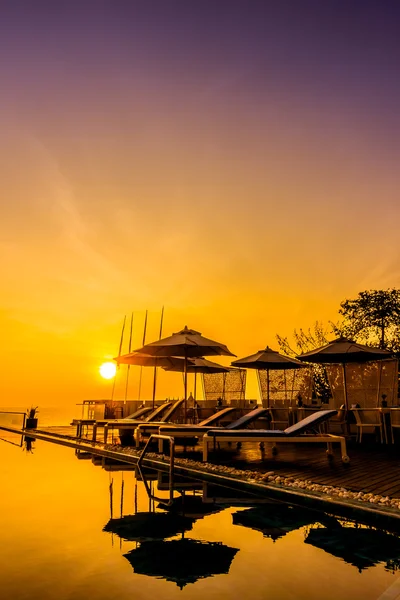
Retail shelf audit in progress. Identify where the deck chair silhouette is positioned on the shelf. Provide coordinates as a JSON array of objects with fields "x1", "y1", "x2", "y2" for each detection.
[
  {"x1": 203, "y1": 409, "x2": 350, "y2": 463},
  {"x1": 74, "y1": 405, "x2": 155, "y2": 439},
  {"x1": 94, "y1": 401, "x2": 175, "y2": 443},
  {"x1": 113, "y1": 398, "x2": 186, "y2": 445},
  {"x1": 156, "y1": 406, "x2": 269, "y2": 451}
]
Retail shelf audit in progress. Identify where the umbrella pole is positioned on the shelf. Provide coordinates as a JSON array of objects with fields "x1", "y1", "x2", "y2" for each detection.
[
  {"x1": 152, "y1": 307, "x2": 164, "y2": 410},
  {"x1": 151, "y1": 361, "x2": 157, "y2": 410},
  {"x1": 256, "y1": 370, "x2": 263, "y2": 406},
  {"x1": 184, "y1": 351, "x2": 188, "y2": 424},
  {"x1": 267, "y1": 368, "x2": 270, "y2": 408},
  {"x1": 376, "y1": 361, "x2": 383, "y2": 407},
  {"x1": 194, "y1": 372, "x2": 197, "y2": 400},
  {"x1": 342, "y1": 363, "x2": 349, "y2": 411}
]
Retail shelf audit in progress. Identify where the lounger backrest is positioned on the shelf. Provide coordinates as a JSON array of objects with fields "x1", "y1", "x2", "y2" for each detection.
[
  {"x1": 144, "y1": 402, "x2": 173, "y2": 422},
  {"x1": 199, "y1": 406, "x2": 236, "y2": 426},
  {"x1": 159, "y1": 398, "x2": 185, "y2": 422},
  {"x1": 125, "y1": 406, "x2": 153, "y2": 420},
  {"x1": 225, "y1": 407, "x2": 269, "y2": 430},
  {"x1": 283, "y1": 410, "x2": 338, "y2": 436}
]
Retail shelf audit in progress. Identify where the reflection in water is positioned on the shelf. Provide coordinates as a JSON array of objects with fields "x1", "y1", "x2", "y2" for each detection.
[
  {"x1": 232, "y1": 504, "x2": 321, "y2": 541},
  {"x1": 23, "y1": 436, "x2": 35, "y2": 453},
  {"x1": 97, "y1": 455, "x2": 400, "y2": 582},
  {"x1": 3, "y1": 431, "x2": 400, "y2": 599},
  {"x1": 305, "y1": 527, "x2": 400, "y2": 573},
  {"x1": 103, "y1": 512, "x2": 195, "y2": 542},
  {"x1": 124, "y1": 538, "x2": 239, "y2": 589}
]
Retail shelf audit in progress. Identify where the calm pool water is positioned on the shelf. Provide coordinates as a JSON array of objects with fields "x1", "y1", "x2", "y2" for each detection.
[{"x1": 1, "y1": 429, "x2": 400, "y2": 600}]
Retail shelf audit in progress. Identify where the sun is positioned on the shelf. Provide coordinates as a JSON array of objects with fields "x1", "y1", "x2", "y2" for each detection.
[{"x1": 99, "y1": 362, "x2": 117, "y2": 379}]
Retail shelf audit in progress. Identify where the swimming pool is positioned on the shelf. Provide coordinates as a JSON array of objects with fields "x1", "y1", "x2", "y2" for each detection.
[{"x1": 0, "y1": 431, "x2": 399, "y2": 600}]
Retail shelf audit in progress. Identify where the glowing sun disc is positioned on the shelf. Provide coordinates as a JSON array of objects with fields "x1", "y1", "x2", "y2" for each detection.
[{"x1": 99, "y1": 362, "x2": 117, "y2": 379}]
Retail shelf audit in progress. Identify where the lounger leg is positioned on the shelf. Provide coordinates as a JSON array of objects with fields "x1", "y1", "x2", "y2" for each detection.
[
  {"x1": 202, "y1": 437, "x2": 209, "y2": 461},
  {"x1": 134, "y1": 428, "x2": 141, "y2": 448},
  {"x1": 340, "y1": 437, "x2": 350, "y2": 463},
  {"x1": 326, "y1": 442, "x2": 333, "y2": 457},
  {"x1": 92, "y1": 423, "x2": 98, "y2": 442}
]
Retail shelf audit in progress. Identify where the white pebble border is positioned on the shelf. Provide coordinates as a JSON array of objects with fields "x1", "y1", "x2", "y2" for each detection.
[
  {"x1": 97, "y1": 442, "x2": 400, "y2": 513},
  {"x1": 31, "y1": 430, "x2": 400, "y2": 514}
]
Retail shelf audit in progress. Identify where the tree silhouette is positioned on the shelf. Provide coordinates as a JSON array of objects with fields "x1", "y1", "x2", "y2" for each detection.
[{"x1": 333, "y1": 289, "x2": 400, "y2": 351}]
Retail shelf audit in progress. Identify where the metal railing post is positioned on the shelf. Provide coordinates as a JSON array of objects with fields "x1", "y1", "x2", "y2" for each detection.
[{"x1": 137, "y1": 434, "x2": 175, "y2": 505}]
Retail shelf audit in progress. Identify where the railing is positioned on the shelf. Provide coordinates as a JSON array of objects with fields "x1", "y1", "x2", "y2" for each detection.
[
  {"x1": 137, "y1": 434, "x2": 175, "y2": 505},
  {"x1": 0, "y1": 411, "x2": 26, "y2": 429}
]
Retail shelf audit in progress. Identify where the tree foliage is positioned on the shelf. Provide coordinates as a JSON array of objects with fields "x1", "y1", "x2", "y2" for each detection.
[
  {"x1": 332, "y1": 288, "x2": 400, "y2": 352},
  {"x1": 276, "y1": 321, "x2": 332, "y2": 402}
]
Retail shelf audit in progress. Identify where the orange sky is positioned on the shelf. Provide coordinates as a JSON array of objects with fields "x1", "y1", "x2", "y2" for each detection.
[{"x1": 1, "y1": 2, "x2": 399, "y2": 410}]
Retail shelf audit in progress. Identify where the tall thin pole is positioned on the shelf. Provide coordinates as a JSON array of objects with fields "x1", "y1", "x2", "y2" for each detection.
[
  {"x1": 256, "y1": 370, "x2": 263, "y2": 406},
  {"x1": 184, "y1": 348, "x2": 188, "y2": 424},
  {"x1": 124, "y1": 313, "x2": 134, "y2": 403},
  {"x1": 151, "y1": 306, "x2": 164, "y2": 409},
  {"x1": 111, "y1": 315, "x2": 126, "y2": 403},
  {"x1": 138, "y1": 310, "x2": 148, "y2": 401}
]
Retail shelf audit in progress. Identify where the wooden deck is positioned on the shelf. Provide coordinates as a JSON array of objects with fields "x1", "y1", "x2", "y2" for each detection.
[{"x1": 39, "y1": 425, "x2": 400, "y2": 500}]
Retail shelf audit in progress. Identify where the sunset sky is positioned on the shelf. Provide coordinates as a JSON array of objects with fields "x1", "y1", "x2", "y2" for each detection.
[{"x1": 1, "y1": 1, "x2": 399, "y2": 408}]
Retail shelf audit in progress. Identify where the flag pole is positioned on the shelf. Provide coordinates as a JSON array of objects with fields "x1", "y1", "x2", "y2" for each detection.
[
  {"x1": 111, "y1": 315, "x2": 126, "y2": 410},
  {"x1": 138, "y1": 310, "x2": 148, "y2": 401},
  {"x1": 124, "y1": 313, "x2": 134, "y2": 403},
  {"x1": 151, "y1": 306, "x2": 164, "y2": 409}
]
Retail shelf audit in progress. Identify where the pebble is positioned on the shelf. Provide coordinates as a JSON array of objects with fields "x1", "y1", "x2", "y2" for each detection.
[{"x1": 97, "y1": 441, "x2": 400, "y2": 512}]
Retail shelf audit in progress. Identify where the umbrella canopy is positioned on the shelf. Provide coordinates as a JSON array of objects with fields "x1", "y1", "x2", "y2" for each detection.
[
  {"x1": 162, "y1": 356, "x2": 233, "y2": 400},
  {"x1": 103, "y1": 512, "x2": 195, "y2": 542},
  {"x1": 114, "y1": 352, "x2": 189, "y2": 369},
  {"x1": 114, "y1": 353, "x2": 198, "y2": 408},
  {"x1": 305, "y1": 526, "x2": 400, "y2": 572},
  {"x1": 296, "y1": 337, "x2": 392, "y2": 364},
  {"x1": 232, "y1": 346, "x2": 305, "y2": 407},
  {"x1": 232, "y1": 346, "x2": 305, "y2": 370},
  {"x1": 297, "y1": 337, "x2": 392, "y2": 410},
  {"x1": 162, "y1": 356, "x2": 232, "y2": 374},
  {"x1": 135, "y1": 326, "x2": 235, "y2": 359},
  {"x1": 123, "y1": 538, "x2": 239, "y2": 588},
  {"x1": 135, "y1": 326, "x2": 235, "y2": 421}
]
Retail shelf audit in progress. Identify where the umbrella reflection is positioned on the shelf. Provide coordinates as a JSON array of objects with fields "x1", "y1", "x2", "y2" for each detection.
[
  {"x1": 124, "y1": 538, "x2": 239, "y2": 588},
  {"x1": 232, "y1": 504, "x2": 320, "y2": 541},
  {"x1": 158, "y1": 492, "x2": 223, "y2": 520},
  {"x1": 305, "y1": 525, "x2": 400, "y2": 572},
  {"x1": 103, "y1": 512, "x2": 195, "y2": 542}
]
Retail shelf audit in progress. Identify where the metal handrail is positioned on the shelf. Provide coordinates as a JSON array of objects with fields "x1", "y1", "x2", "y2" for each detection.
[{"x1": 137, "y1": 434, "x2": 175, "y2": 505}]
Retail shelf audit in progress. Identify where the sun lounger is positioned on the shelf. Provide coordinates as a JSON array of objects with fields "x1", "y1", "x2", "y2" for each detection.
[
  {"x1": 156, "y1": 406, "x2": 269, "y2": 451},
  {"x1": 73, "y1": 405, "x2": 155, "y2": 439},
  {"x1": 202, "y1": 409, "x2": 350, "y2": 463},
  {"x1": 111, "y1": 398, "x2": 186, "y2": 444},
  {"x1": 79, "y1": 402, "x2": 174, "y2": 442}
]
